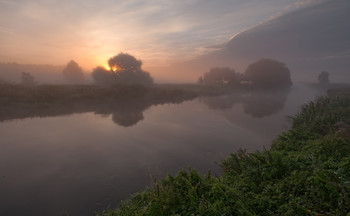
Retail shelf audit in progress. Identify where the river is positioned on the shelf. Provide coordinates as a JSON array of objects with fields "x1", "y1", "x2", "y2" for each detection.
[{"x1": 0, "y1": 84, "x2": 324, "y2": 216}]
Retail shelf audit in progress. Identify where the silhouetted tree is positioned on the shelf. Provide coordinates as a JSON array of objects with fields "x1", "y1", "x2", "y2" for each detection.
[
  {"x1": 62, "y1": 60, "x2": 84, "y2": 84},
  {"x1": 318, "y1": 71, "x2": 330, "y2": 85},
  {"x1": 92, "y1": 53, "x2": 153, "y2": 86},
  {"x1": 91, "y1": 66, "x2": 115, "y2": 86},
  {"x1": 112, "y1": 111, "x2": 144, "y2": 127},
  {"x1": 21, "y1": 72, "x2": 36, "y2": 86},
  {"x1": 245, "y1": 59, "x2": 292, "y2": 89},
  {"x1": 198, "y1": 67, "x2": 242, "y2": 86},
  {"x1": 108, "y1": 53, "x2": 142, "y2": 72}
]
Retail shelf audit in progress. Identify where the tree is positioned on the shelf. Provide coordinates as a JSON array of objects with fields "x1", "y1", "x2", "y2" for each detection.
[
  {"x1": 92, "y1": 53, "x2": 153, "y2": 86},
  {"x1": 62, "y1": 60, "x2": 84, "y2": 84},
  {"x1": 198, "y1": 67, "x2": 242, "y2": 86},
  {"x1": 318, "y1": 71, "x2": 330, "y2": 85},
  {"x1": 91, "y1": 66, "x2": 115, "y2": 86},
  {"x1": 244, "y1": 58, "x2": 292, "y2": 89},
  {"x1": 112, "y1": 111, "x2": 144, "y2": 127},
  {"x1": 21, "y1": 72, "x2": 36, "y2": 86},
  {"x1": 108, "y1": 53, "x2": 142, "y2": 72}
]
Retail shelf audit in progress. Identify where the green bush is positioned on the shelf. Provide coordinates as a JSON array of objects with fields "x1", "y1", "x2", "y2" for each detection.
[{"x1": 98, "y1": 89, "x2": 350, "y2": 216}]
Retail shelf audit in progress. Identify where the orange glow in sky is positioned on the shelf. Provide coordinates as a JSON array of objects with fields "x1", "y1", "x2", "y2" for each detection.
[
  {"x1": 0, "y1": 0, "x2": 321, "y2": 83},
  {"x1": 103, "y1": 64, "x2": 111, "y2": 71}
]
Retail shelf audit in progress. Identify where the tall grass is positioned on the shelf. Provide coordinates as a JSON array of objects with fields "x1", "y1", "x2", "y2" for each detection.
[{"x1": 97, "y1": 89, "x2": 350, "y2": 216}]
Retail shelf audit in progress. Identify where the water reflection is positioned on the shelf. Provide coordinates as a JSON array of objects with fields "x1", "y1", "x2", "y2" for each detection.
[
  {"x1": 0, "y1": 84, "x2": 325, "y2": 216},
  {"x1": 0, "y1": 88, "x2": 290, "y2": 126},
  {"x1": 200, "y1": 89, "x2": 290, "y2": 118},
  {"x1": 0, "y1": 95, "x2": 194, "y2": 127}
]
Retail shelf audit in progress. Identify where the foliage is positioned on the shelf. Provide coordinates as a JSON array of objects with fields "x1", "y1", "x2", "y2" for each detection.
[
  {"x1": 108, "y1": 53, "x2": 142, "y2": 72},
  {"x1": 91, "y1": 66, "x2": 115, "y2": 86},
  {"x1": 198, "y1": 59, "x2": 292, "y2": 90},
  {"x1": 198, "y1": 67, "x2": 243, "y2": 87},
  {"x1": 245, "y1": 58, "x2": 292, "y2": 89},
  {"x1": 62, "y1": 60, "x2": 85, "y2": 84},
  {"x1": 318, "y1": 71, "x2": 330, "y2": 85},
  {"x1": 98, "y1": 89, "x2": 350, "y2": 216},
  {"x1": 93, "y1": 53, "x2": 153, "y2": 86}
]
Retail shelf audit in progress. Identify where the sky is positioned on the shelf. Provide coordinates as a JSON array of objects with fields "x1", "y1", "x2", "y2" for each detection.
[
  {"x1": 170, "y1": 0, "x2": 350, "y2": 83},
  {"x1": 0, "y1": 0, "x2": 320, "y2": 71}
]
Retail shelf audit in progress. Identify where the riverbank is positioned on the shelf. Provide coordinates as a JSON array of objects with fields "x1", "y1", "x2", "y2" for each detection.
[
  {"x1": 97, "y1": 88, "x2": 350, "y2": 215},
  {"x1": 0, "y1": 83, "x2": 233, "y2": 122}
]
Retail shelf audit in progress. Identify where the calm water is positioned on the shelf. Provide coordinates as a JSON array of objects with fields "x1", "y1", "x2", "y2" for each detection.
[{"x1": 0, "y1": 84, "x2": 323, "y2": 216}]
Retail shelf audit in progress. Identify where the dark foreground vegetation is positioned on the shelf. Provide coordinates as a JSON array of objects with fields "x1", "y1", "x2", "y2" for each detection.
[{"x1": 97, "y1": 88, "x2": 350, "y2": 215}]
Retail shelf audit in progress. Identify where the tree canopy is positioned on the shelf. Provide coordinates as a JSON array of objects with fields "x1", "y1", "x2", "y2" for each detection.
[
  {"x1": 92, "y1": 53, "x2": 153, "y2": 86},
  {"x1": 198, "y1": 67, "x2": 242, "y2": 87},
  {"x1": 108, "y1": 53, "x2": 142, "y2": 72},
  {"x1": 318, "y1": 71, "x2": 330, "y2": 85},
  {"x1": 91, "y1": 66, "x2": 115, "y2": 86},
  {"x1": 244, "y1": 58, "x2": 292, "y2": 89},
  {"x1": 62, "y1": 60, "x2": 84, "y2": 84},
  {"x1": 198, "y1": 59, "x2": 292, "y2": 90}
]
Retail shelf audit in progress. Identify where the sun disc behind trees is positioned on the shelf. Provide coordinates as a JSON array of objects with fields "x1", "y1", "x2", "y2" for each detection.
[{"x1": 92, "y1": 53, "x2": 153, "y2": 86}]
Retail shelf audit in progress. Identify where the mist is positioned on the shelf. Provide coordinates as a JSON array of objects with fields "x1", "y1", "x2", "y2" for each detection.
[
  {"x1": 153, "y1": 0, "x2": 350, "y2": 83},
  {"x1": 1, "y1": 0, "x2": 350, "y2": 215}
]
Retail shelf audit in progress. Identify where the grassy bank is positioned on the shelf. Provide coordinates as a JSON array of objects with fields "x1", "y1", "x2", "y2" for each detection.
[
  {"x1": 0, "y1": 83, "x2": 232, "y2": 122},
  {"x1": 97, "y1": 88, "x2": 350, "y2": 216}
]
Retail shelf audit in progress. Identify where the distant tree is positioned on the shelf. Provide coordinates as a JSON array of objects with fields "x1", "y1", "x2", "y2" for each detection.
[
  {"x1": 198, "y1": 77, "x2": 204, "y2": 84},
  {"x1": 92, "y1": 53, "x2": 153, "y2": 86},
  {"x1": 198, "y1": 67, "x2": 242, "y2": 86},
  {"x1": 21, "y1": 72, "x2": 36, "y2": 86},
  {"x1": 112, "y1": 111, "x2": 144, "y2": 127},
  {"x1": 318, "y1": 71, "x2": 330, "y2": 85},
  {"x1": 62, "y1": 60, "x2": 84, "y2": 84},
  {"x1": 108, "y1": 53, "x2": 142, "y2": 72},
  {"x1": 91, "y1": 66, "x2": 115, "y2": 86},
  {"x1": 244, "y1": 58, "x2": 292, "y2": 89}
]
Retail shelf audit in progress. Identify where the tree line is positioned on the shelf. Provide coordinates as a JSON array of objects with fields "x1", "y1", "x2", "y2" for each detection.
[
  {"x1": 9, "y1": 54, "x2": 331, "y2": 87},
  {"x1": 198, "y1": 58, "x2": 293, "y2": 89}
]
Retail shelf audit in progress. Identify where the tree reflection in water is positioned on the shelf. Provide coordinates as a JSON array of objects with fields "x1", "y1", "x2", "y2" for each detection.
[
  {"x1": 200, "y1": 88, "x2": 290, "y2": 118},
  {"x1": 0, "y1": 85, "x2": 198, "y2": 127}
]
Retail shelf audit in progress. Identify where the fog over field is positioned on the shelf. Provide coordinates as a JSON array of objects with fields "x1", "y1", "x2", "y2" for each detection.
[
  {"x1": 1, "y1": 0, "x2": 349, "y2": 84},
  {"x1": 0, "y1": 0, "x2": 349, "y2": 215}
]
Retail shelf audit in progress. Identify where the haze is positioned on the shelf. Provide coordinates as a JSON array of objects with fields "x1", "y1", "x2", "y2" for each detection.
[
  {"x1": 2, "y1": 0, "x2": 348, "y2": 83},
  {"x1": 1, "y1": 1, "x2": 350, "y2": 214}
]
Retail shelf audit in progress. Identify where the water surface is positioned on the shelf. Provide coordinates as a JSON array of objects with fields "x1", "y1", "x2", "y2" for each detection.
[{"x1": 0, "y1": 84, "x2": 323, "y2": 216}]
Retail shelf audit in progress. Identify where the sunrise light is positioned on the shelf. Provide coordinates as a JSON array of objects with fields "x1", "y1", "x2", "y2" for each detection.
[
  {"x1": 103, "y1": 63, "x2": 119, "y2": 72},
  {"x1": 103, "y1": 64, "x2": 111, "y2": 71}
]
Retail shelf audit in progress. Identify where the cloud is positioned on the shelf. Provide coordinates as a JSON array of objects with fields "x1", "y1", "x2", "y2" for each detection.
[
  {"x1": 0, "y1": 0, "x2": 22, "y2": 6},
  {"x1": 294, "y1": 0, "x2": 324, "y2": 8},
  {"x1": 225, "y1": 0, "x2": 350, "y2": 61},
  {"x1": 0, "y1": 0, "x2": 303, "y2": 69},
  {"x1": 159, "y1": 0, "x2": 350, "y2": 83}
]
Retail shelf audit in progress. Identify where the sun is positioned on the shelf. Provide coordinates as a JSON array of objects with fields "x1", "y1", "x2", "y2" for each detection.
[
  {"x1": 103, "y1": 64, "x2": 120, "y2": 72},
  {"x1": 103, "y1": 64, "x2": 111, "y2": 71},
  {"x1": 111, "y1": 66, "x2": 118, "y2": 72}
]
